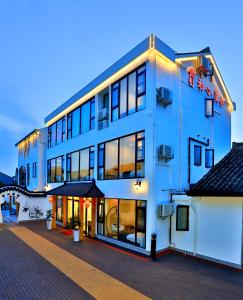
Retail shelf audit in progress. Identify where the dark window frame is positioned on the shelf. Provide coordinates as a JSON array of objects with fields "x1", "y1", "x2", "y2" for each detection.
[
  {"x1": 47, "y1": 155, "x2": 64, "y2": 183},
  {"x1": 194, "y1": 145, "x2": 202, "y2": 166},
  {"x1": 66, "y1": 146, "x2": 95, "y2": 182},
  {"x1": 56, "y1": 196, "x2": 63, "y2": 223},
  {"x1": 97, "y1": 198, "x2": 146, "y2": 248},
  {"x1": 27, "y1": 163, "x2": 30, "y2": 185},
  {"x1": 48, "y1": 116, "x2": 66, "y2": 148},
  {"x1": 176, "y1": 205, "x2": 189, "y2": 231},
  {"x1": 67, "y1": 98, "x2": 95, "y2": 140},
  {"x1": 111, "y1": 64, "x2": 146, "y2": 122},
  {"x1": 205, "y1": 98, "x2": 214, "y2": 118},
  {"x1": 97, "y1": 131, "x2": 145, "y2": 180},
  {"x1": 205, "y1": 149, "x2": 214, "y2": 168}
]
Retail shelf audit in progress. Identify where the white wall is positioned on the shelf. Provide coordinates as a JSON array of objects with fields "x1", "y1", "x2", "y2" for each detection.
[{"x1": 172, "y1": 196, "x2": 243, "y2": 267}]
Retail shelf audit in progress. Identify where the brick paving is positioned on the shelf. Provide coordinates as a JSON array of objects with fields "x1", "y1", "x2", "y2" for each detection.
[
  {"x1": 25, "y1": 221, "x2": 243, "y2": 300},
  {"x1": 1, "y1": 221, "x2": 243, "y2": 300},
  {"x1": 0, "y1": 227, "x2": 94, "y2": 300}
]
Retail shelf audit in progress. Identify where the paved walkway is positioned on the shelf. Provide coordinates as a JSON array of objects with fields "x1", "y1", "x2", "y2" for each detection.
[
  {"x1": 1, "y1": 222, "x2": 243, "y2": 300},
  {"x1": 10, "y1": 226, "x2": 149, "y2": 300}
]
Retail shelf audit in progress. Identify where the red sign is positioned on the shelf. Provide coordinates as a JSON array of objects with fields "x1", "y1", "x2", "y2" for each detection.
[{"x1": 187, "y1": 67, "x2": 225, "y2": 106}]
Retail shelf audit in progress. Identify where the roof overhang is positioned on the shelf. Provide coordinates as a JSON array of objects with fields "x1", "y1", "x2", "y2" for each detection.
[
  {"x1": 175, "y1": 51, "x2": 234, "y2": 111},
  {"x1": 0, "y1": 185, "x2": 46, "y2": 198},
  {"x1": 46, "y1": 182, "x2": 104, "y2": 198},
  {"x1": 15, "y1": 129, "x2": 39, "y2": 147},
  {"x1": 44, "y1": 35, "x2": 176, "y2": 126}
]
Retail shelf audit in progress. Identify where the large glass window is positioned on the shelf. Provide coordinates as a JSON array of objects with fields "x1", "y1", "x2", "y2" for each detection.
[
  {"x1": 176, "y1": 205, "x2": 189, "y2": 231},
  {"x1": 105, "y1": 140, "x2": 119, "y2": 179},
  {"x1": 67, "y1": 197, "x2": 79, "y2": 226},
  {"x1": 47, "y1": 156, "x2": 64, "y2": 183},
  {"x1": 97, "y1": 198, "x2": 146, "y2": 248},
  {"x1": 98, "y1": 131, "x2": 145, "y2": 180},
  {"x1": 56, "y1": 196, "x2": 63, "y2": 222},
  {"x1": 66, "y1": 146, "x2": 94, "y2": 182},
  {"x1": 67, "y1": 98, "x2": 95, "y2": 140},
  {"x1": 111, "y1": 64, "x2": 146, "y2": 121},
  {"x1": 48, "y1": 116, "x2": 66, "y2": 148}
]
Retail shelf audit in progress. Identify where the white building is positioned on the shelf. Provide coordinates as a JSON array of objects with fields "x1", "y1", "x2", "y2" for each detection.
[
  {"x1": 16, "y1": 128, "x2": 47, "y2": 191},
  {"x1": 13, "y1": 35, "x2": 238, "y2": 266}
]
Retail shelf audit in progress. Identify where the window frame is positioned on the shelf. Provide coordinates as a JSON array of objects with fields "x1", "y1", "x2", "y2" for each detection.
[
  {"x1": 48, "y1": 116, "x2": 66, "y2": 148},
  {"x1": 205, "y1": 98, "x2": 214, "y2": 118},
  {"x1": 205, "y1": 149, "x2": 214, "y2": 168},
  {"x1": 111, "y1": 64, "x2": 146, "y2": 122},
  {"x1": 194, "y1": 145, "x2": 202, "y2": 166},
  {"x1": 67, "y1": 98, "x2": 95, "y2": 140},
  {"x1": 47, "y1": 155, "x2": 64, "y2": 183},
  {"x1": 97, "y1": 198, "x2": 146, "y2": 248},
  {"x1": 98, "y1": 131, "x2": 145, "y2": 180},
  {"x1": 27, "y1": 163, "x2": 30, "y2": 185},
  {"x1": 176, "y1": 205, "x2": 189, "y2": 231},
  {"x1": 66, "y1": 146, "x2": 95, "y2": 182}
]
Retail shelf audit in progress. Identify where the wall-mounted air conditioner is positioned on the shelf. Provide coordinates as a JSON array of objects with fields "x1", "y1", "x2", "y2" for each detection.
[
  {"x1": 158, "y1": 203, "x2": 174, "y2": 218},
  {"x1": 158, "y1": 145, "x2": 174, "y2": 161},
  {"x1": 196, "y1": 55, "x2": 213, "y2": 77},
  {"x1": 156, "y1": 87, "x2": 172, "y2": 107},
  {"x1": 98, "y1": 119, "x2": 108, "y2": 130},
  {"x1": 98, "y1": 108, "x2": 108, "y2": 121}
]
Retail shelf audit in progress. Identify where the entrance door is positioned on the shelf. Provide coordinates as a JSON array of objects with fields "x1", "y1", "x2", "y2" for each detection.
[
  {"x1": 67, "y1": 198, "x2": 79, "y2": 227},
  {"x1": 83, "y1": 201, "x2": 92, "y2": 236}
]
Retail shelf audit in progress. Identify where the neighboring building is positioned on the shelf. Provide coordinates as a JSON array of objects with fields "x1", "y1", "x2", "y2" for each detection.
[
  {"x1": 0, "y1": 171, "x2": 15, "y2": 186},
  {"x1": 170, "y1": 142, "x2": 243, "y2": 268},
  {"x1": 14, "y1": 35, "x2": 237, "y2": 263},
  {"x1": 16, "y1": 128, "x2": 47, "y2": 191}
]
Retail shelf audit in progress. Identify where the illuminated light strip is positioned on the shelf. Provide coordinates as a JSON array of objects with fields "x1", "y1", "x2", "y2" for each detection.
[
  {"x1": 46, "y1": 48, "x2": 176, "y2": 126},
  {"x1": 46, "y1": 50, "x2": 153, "y2": 126},
  {"x1": 205, "y1": 54, "x2": 234, "y2": 111},
  {"x1": 175, "y1": 55, "x2": 234, "y2": 111}
]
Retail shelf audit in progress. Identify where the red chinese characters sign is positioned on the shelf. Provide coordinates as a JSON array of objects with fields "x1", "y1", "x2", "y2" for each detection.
[{"x1": 187, "y1": 67, "x2": 225, "y2": 106}]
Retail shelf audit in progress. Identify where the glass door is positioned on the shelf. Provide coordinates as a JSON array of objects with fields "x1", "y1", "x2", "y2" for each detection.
[
  {"x1": 83, "y1": 201, "x2": 92, "y2": 236},
  {"x1": 67, "y1": 198, "x2": 80, "y2": 227}
]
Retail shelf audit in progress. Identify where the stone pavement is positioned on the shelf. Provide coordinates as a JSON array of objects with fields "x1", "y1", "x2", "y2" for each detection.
[{"x1": 1, "y1": 221, "x2": 243, "y2": 300}]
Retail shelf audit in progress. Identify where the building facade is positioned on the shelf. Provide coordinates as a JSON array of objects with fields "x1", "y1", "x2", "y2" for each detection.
[{"x1": 16, "y1": 35, "x2": 235, "y2": 257}]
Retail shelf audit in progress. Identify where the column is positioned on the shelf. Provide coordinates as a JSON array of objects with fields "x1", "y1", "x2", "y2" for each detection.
[
  {"x1": 62, "y1": 196, "x2": 67, "y2": 227},
  {"x1": 91, "y1": 198, "x2": 97, "y2": 238},
  {"x1": 79, "y1": 198, "x2": 84, "y2": 240},
  {"x1": 52, "y1": 196, "x2": 57, "y2": 229}
]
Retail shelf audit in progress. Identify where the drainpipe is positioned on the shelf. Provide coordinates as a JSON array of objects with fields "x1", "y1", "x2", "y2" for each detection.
[{"x1": 191, "y1": 201, "x2": 197, "y2": 256}]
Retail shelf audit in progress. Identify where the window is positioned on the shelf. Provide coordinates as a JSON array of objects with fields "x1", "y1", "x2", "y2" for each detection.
[
  {"x1": 32, "y1": 162, "x2": 37, "y2": 178},
  {"x1": 205, "y1": 149, "x2": 214, "y2": 168},
  {"x1": 48, "y1": 116, "x2": 66, "y2": 148},
  {"x1": 97, "y1": 198, "x2": 146, "y2": 248},
  {"x1": 67, "y1": 98, "x2": 95, "y2": 140},
  {"x1": 176, "y1": 205, "x2": 189, "y2": 231},
  {"x1": 27, "y1": 164, "x2": 30, "y2": 185},
  {"x1": 66, "y1": 146, "x2": 94, "y2": 182},
  {"x1": 47, "y1": 156, "x2": 64, "y2": 183},
  {"x1": 98, "y1": 131, "x2": 145, "y2": 180},
  {"x1": 111, "y1": 64, "x2": 146, "y2": 122},
  {"x1": 205, "y1": 98, "x2": 214, "y2": 117},
  {"x1": 56, "y1": 196, "x2": 63, "y2": 222},
  {"x1": 194, "y1": 145, "x2": 202, "y2": 166}
]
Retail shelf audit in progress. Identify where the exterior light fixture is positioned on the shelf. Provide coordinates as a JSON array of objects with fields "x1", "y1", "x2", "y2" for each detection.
[
  {"x1": 84, "y1": 198, "x2": 91, "y2": 208},
  {"x1": 134, "y1": 180, "x2": 142, "y2": 190}
]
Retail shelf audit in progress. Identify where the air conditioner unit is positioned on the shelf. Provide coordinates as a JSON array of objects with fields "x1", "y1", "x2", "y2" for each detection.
[
  {"x1": 156, "y1": 87, "x2": 172, "y2": 107},
  {"x1": 98, "y1": 108, "x2": 108, "y2": 121},
  {"x1": 158, "y1": 203, "x2": 174, "y2": 218},
  {"x1": 158, "y1": 145, "x2": 174, "y2": 161},
  {"x1": 98, "y1": 119, "x2": 108, "y2": 130},
  {"x1": 196, "y1": 55, "x2": 213, "y2": 76}
]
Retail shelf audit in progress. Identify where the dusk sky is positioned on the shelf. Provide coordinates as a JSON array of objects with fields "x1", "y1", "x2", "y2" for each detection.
[{"x1": 1, "y1": 0, "x2": 242, "y2": 176}]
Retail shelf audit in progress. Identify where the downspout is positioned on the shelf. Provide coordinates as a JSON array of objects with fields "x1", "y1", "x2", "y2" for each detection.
[{"x1": 191, "y1": 200, "x2": 197, "y2": 256}]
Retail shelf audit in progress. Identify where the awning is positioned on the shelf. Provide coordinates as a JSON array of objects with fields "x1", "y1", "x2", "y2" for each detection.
[{"x1": 46, "y1": 182, "x2": 104, "y2": 198}]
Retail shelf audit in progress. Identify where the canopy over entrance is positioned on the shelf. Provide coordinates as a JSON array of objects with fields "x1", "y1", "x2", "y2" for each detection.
[{"x1": 46, "y1": 182, "x2": 104, "y2": 198}]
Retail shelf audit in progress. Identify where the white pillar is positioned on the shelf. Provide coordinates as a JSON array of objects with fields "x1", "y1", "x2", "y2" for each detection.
[{"x1": 0, "y1": 196, "x2": 4, "y2": 224}]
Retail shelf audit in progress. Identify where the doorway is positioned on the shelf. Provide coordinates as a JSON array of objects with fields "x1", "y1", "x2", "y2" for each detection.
[
  {"x1": 83, "y1": 199, "x2": 92, "y2": 236},
  {"x1": 67, "y1": 197, "x2": 79, "y2": 227}
]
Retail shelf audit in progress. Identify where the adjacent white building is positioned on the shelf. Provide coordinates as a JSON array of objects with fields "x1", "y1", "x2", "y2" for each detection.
[{"x1": 12, "y1": 35, "x2": 240, "y2": 267}]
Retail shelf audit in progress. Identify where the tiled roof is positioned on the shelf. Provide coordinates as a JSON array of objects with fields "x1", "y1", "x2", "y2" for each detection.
[
  {"x1": 188, "y1": 145, "x2": 243, "y2": 196},
  {"x1": 0, "y1": 172, "x2": 15, "y2": 185}
]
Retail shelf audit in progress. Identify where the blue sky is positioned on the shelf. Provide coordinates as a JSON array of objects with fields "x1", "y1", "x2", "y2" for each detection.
[{"x1": 1, "y1": 0, "x2": 242, "y2": 176}]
